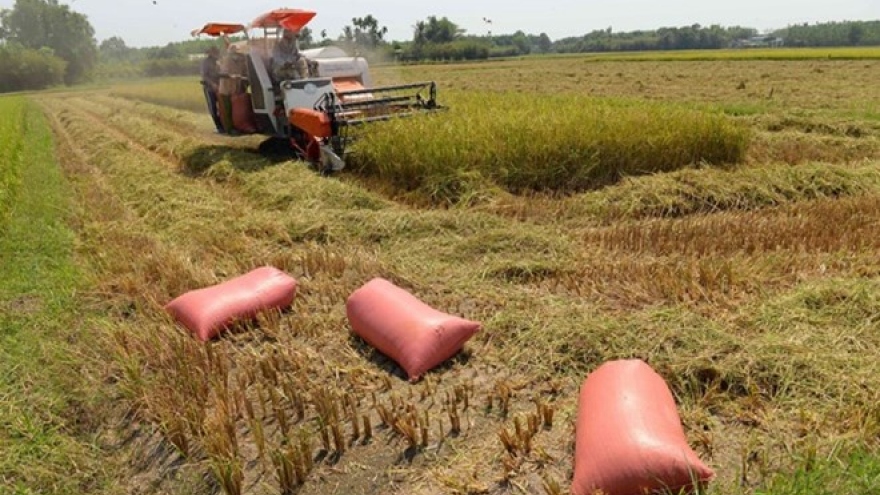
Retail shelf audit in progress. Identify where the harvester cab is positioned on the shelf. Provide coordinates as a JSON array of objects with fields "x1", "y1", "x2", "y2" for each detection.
[{"x1": 192, "y1": 9, "x2": 441, "y2": 174}]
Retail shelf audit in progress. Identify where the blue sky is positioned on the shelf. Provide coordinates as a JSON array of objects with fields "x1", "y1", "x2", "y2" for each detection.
[{"x1": 1, "y1": 0, "x2": 878, "y2": 47}]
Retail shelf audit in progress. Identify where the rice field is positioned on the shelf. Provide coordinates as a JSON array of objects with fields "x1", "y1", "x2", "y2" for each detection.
[
  {"x1": 547, "y1": 46, "x2": 880, "y2": 62},
  {"x1": 0, "y1": 97, "x2": 25, "y2": 225},
  {"x1": 352, "y1": 92, "x2": 750, "y2": 201},
  {"x1": 8, "y1": 50, "x2": 880, "y2": 495}
]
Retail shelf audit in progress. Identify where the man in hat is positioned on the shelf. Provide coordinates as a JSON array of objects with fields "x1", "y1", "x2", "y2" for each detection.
[
  {"x1": 217, "y1": 44, "x2": 250, "y2": 134},
  {"x1": 200, "y1": 45, "x2": 224, "y2": 132},
  {"x1": 271, "y1": 28, "x2": 308, "y2": 82}
]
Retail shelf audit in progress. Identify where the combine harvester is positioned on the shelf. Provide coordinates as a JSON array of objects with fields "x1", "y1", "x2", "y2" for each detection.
[{"x1": 193, "y1": 9, "x2": 441, "y2": 174}]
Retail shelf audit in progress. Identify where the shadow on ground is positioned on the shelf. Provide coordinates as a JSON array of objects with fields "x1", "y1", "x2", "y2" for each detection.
[
  {"x1": 180, "y1": 138, "x2": 303, "y2": 177},
  {"x1": 348, "y1": 332, "x2": 474, "y2": 383}
]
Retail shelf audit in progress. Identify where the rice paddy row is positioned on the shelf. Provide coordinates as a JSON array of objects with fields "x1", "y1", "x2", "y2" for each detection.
[
  {"x1": 350, "y1": 91, "x2": 750, "y2": 202},
  {"x1": 0, "y1": 96, "x2": 25, "y2": 225},
  {"x1": 0, "y1": 97, "x2": 115, "y2": 494}
]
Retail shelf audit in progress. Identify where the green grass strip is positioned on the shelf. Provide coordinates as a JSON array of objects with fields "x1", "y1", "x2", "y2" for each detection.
[
  {"x1": 0, "y1": 100, "x2": 109, "y2": 494},
  {"x1": 0, "y1": 96, "x2": 25, "y2": 226},
  {"x1": 757, "y1": 449, "x2": 880, "y2": 495}
]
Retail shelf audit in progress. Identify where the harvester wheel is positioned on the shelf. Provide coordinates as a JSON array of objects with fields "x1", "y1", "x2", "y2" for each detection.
[
  {"x1": 290, "y1": 134, "x2": 322, "y2": 165},
  {"x1": 305, "y1": 136, "x2": 321, "y2": 163},
  {"x1": 257, "y1": 137, "x2": 293, "y2": 157}
]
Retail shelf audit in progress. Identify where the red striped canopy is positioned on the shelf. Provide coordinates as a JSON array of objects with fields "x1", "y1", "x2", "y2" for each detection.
[{"x1": 249, "y1": 9, "x2": 316, "y2": 31}]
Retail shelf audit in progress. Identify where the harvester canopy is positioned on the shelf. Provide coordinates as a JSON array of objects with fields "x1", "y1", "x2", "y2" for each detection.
[
  {"x1": 191, "y1": 23, "x2": 246, "y2": 37},
  {"x1": 249, "y1": 9, "x2": 316, "y2": 32}
]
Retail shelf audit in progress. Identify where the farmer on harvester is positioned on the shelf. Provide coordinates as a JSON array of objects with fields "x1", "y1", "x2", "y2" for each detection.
[
  {"x1": 200, "y1": 45, "x2": 224, "y2": 133},
  {"x1": 217, "y1": 43, "x2": 248, "y2": 134},
  {"x1": 271, "y1": 28, "x2": 308, "y2": 82}
]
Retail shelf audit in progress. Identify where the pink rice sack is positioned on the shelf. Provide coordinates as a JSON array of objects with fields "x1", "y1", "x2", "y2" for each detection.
[
  {"x1": 346, "y1": 278, "x2": 481, "y2": 382},
  {"x1": 572, "y1": 359, "x2": 715, "y2": 495},
  {"x1": 165, "y1": 266, "x2": 297, "y2": 341}
]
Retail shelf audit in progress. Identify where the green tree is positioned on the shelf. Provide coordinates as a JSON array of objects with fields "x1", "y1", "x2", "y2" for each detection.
[
  {"x1": 536, "y1": 33, "x2": 552, "y2": 53},
  {"x1": 848, "y1": 23, "x2": 865, "y2": 45},
  {"x1": 421, "y1": 16, "x2": 463, "y2": 43},
  {"x1": 98, "y1": 36, "x2": 129, "y2": 62},
  {"x1": 150, "y1": 42, "x2": 181, "y2": 60},
  {"x1": 0, "y1": 0, "x2": 98, "y2": 84},
  {"x1": 774, "y1": 20, "x2": 880, "y2": 47},
  {"x1": 343, "y1": 15, "x2": 388, "y2": 49},
  {"x1": 511, "y1": 30, "x2": 531, "y2": 54},
  {"x1": 299, "y1": 26, "x2": 314, "y2": 48},
  {"x1": 0, "y1": 43, "x2": 66, "y2": 92}
]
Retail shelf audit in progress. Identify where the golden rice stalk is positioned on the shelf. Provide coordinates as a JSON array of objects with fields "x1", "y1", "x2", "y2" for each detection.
[
  {"x1": 210, "y1": 455, "x2": 243, "y2": 495},
  {"x1": 362, "y1": 414, "x2": 372, "y2": 442}
]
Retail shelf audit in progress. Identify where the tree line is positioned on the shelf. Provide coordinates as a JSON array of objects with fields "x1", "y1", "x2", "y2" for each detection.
[
  {"x1": 553, "y1": 21, "x2": 880, "y2": 53},
  {"x1": 554, "y1": 25, "x2": 759, "y2": 53},
  {"x1": 778, "y1": 20, "x2": 880, "y2": 47},
  {"x1": 0, "y1": 0, "x2": 96, "y2": 92},
  {"x1": 1, "y1": 0, "x2": 880, "y2": 93}
]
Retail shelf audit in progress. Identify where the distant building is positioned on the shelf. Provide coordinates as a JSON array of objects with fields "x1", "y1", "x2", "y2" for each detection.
[{"x1": 733, "y1": 36, "x2": 785, "y2": 48}]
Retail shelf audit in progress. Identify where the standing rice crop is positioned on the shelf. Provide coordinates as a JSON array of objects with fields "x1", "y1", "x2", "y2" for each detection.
[
  {"x1": 350, "y1": 91, "x2": 750, "y2": 204},
  {"x1": 111, "y1": 77, "x2": 206, "y2": 113}
]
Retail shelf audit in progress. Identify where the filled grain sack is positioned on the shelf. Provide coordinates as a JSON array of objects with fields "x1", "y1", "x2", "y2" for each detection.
[
  {"x1": 165, "y1": 266, "x2": 297, "y2": 342},
  {"x1": 346, "y1": 278, "x2": 481, "y2": 381},
  {"x1": 572, "y1": 359, "x2": 715, "y2": 495},
  {"x1": 231, "y1": 93, "x2": 258, "y2": 134}
]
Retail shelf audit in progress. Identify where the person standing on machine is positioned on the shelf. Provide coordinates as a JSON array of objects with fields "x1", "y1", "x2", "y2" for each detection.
[
  {"x1": 218, "y1": 43, "x2": 247, "y2": 134},
  {"x1": 200, "y1": 45, "x2": 224, "y2": 133}
]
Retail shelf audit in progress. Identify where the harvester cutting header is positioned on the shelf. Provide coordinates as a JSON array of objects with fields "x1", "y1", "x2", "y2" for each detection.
[{"x1": 192, "y1": 8, "x2": 441, "y2": 173}]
